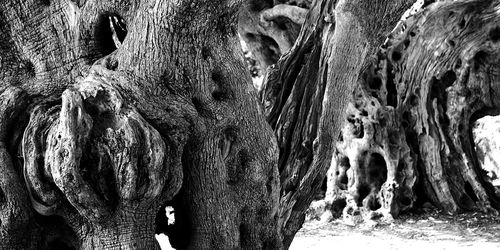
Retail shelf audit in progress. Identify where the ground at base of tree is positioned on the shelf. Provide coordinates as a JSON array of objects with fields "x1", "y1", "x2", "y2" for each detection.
[{"x1": 290, "y1": 210, "x2": 500, "y2": 250}]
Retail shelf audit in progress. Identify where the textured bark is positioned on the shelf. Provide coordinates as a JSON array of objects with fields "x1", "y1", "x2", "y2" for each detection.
[
  {"x1": 0, "y1": 88, "x2": 39, "y2": 249},
  {"x1": 260, "y1": 0, "x2": 413, "y2": 247},
  {"x1": 328, "y1": 0, "x2": 500, "y2": 225},
  {"x1": 238, "y1": 0, "x2": 312, "y2": 84},
  {"x1": 0, "y1": 0, "x2": 281, "y2": 249}
]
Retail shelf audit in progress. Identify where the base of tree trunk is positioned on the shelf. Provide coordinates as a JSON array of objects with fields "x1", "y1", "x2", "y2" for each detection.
[
  {"x1": 321, "y1": 0, "x2": 500, "y2": 225},
  {"x1": 76, "y1": 211, "x2": 159, "y2": 250}
]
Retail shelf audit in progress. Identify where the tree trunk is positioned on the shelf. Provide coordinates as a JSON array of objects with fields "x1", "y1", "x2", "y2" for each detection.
[
  {"x1": 0, "y1": 0, "x2": 281, "y2": 249},
  {"x1": 4, "y1": 0, "x2": 500, "y2": 249},
  {"x1": 259, "y1": 0, "x2": 414, "y2": 246},
  {"x1": 326, "y1": 0, "x2": 500, "y2": 224}
]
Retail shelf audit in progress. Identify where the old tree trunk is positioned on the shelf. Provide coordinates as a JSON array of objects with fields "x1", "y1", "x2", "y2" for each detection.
[
  {"x1": 258, "y1": 0, "x2": 500, "y2": 245},
  {"x1": 2, "y1": 0, "x2": 500, "y2": 249},
  {"x1": 0, "y1": 0, "x2": 281, "y2": 249},
  {"x1": 324, "y1": 0, "x2": 500, "y2": 223}
]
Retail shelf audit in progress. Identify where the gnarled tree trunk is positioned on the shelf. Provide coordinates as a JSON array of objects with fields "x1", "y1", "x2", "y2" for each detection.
[
  {"x1": 238, "y1": 0, "x2": 311, "y2": 88},
  {"x1": 302, "y1": 1, "x2": 499, "y2": 227},
  {"x1": 260, "y1": 0, "x2": 413, "y2": 246},
  {"x1": 0, "y1": 0, "x2": 281, "y2": 249},
  {"x1": 261, "y1": 0, "x2": 500, "y2": 246},
  {"x1": 325, "y1": 0, "x2": 500, "y2": 225}
]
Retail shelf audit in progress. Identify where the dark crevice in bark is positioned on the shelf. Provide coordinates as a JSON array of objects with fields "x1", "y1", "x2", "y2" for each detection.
[
  {"x1": 211, "y1": 70, "x2": 235, "y2": 101},
  {"x1": 37, "y1": 214, "x2": 78, "y2": 250},
  {"x1": 95, "y1": 13, "x2": 128, "y2": 56}
]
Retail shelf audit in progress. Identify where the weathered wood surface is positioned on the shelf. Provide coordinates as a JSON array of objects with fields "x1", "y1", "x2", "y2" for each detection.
[
  {"x1": 0, "y1": 0, "x2": 282, "y2": 249},
  {"x1": 238, "y1": 0, "x2": 312, "y2": 85},
  {"x1": 328, "y1": 0, "x2": 500, "y2": 224},
  {"x1": 261, "y1": 0, "x2": 413, "y2": 246}
]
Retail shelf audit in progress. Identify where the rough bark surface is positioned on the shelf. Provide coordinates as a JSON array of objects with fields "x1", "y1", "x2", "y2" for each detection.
[
  {"x1": 260, "y1": 0, "x2": 413, "y2": 246},
  {"x1": 327, "y1": 0, "x2": 500, "y2": 225},
  {"x1": 0, "y1": 88, "x2": 37, "y2": 250},
  {"x1": 238, "y1": 0, "x2": 312, "y2": 85},
  {"x1": 0, "y1": 0, "x2": 281, "y2": 249}
]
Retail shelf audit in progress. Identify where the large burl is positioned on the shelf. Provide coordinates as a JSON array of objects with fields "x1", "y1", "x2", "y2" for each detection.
[{"x1": 22, "y1": 74, "x2": 183, "y2": 249}]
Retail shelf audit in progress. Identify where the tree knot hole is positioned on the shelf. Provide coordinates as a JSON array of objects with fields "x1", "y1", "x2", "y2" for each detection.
[
  {"x1": 356, "y1": 184, "x2": 371, "y2": 207},
  {"x1": 0, "y1": 187, "x2": 5, "y2": 204},
  {"x1": 95, "y1": 13, "x2": 127, "y2": 56},
  {"x1": 489, "y1": 26, "x2": 500, "y2": 42},
  {"x1": 391, "y1": 50, "x2": 402, "y2": 62},
  {"x1": 211, "y1": 70, "x2": 234, "y2": 101},
  {"x1": 347, "y1": 116, "x2": 364, "y2": 138},
  {"x1": 458, "y1": 18, "x2": 466, "y2": 29},
  {"x1": 368, "y1": 77, "x2": 383, "y2": 90},
  {"x1": 473, "y1": 51, "x2": 488, "y2": 72},
  {"x1": 336, "y1": 157, "x2": 350, "y2": 190},
  {"x1": 219, "y1": 126, "x2": 238, "y2": 160}
]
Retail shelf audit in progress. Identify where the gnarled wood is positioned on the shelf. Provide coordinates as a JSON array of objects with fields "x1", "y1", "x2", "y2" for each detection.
[
  {"x1": 22, "y1": 79, "x2": 182, "y2": 249},
  {"x1": 328, "y1": 0, "x2": 500, "y2": 224},
  {"x1": 0, "y1": 88, "x2": 37, "y2": 250},
  {"x1": 0, "y1": 0, "x2": 282, "y2": 249},
  {"x1": 238, "y1": 0, "x2": 312, "y2": 86},
  {"x1": 261, "y1": 0, "x2": 413, "y2": 246}
]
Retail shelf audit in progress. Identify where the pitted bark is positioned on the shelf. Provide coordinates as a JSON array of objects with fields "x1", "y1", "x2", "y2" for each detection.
[
  {"x1": 327, "y1": 0, "x2": 500, "y2": 224},
  {"x1": 259, "y1": 0, "x2": 413, "y2": 246},
  {"x1": 329, "y1": 86, "x2": 416, "y2": 224}
]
